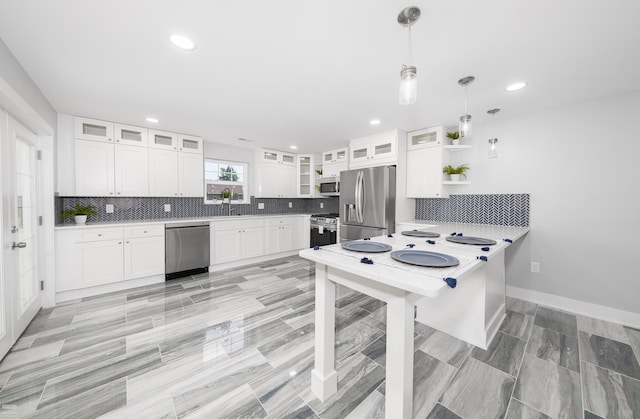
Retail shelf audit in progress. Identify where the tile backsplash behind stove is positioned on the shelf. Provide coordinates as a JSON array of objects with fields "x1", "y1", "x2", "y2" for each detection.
[{"x1": 56, "y1": 196, "x2": 339, "y2": 224}]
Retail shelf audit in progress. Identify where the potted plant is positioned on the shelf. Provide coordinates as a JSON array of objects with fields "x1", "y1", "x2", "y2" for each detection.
[
  {"x1": 442, "y1": 164, "x2": 470, "y2": 182},
  {"x1": 61, "y1": 203, "x2": 98, "y2": 224},
  {"x1": 446, "y1": 131, "x2": 460, "y2": 145}
]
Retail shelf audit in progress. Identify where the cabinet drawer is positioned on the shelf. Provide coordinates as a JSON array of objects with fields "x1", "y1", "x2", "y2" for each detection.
[
  {"x1": 241, "y1": 219, "x2": 266, "y2": 229},
  {"x1": 124, "y1": 224, "x2": 165, "y2": 238},
  {"x1": 212, "y1": 220, "x2": 243, "y2": 232},
  {"x1": 75, "y1": 227, "x2": 123, "y2": 242},
  {"x1": 266, "y1": 218, "x2": 292, "y2": 227}
]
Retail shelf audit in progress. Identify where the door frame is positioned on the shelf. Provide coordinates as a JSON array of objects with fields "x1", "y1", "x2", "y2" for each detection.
[{"x1": 0, "y1": 76, "x2": 55, "y2": 360}]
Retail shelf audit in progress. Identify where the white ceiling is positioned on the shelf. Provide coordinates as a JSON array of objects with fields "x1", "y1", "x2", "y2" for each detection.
[{"x1": 1, "y1": 0, "x2": 639, "y2": 153}]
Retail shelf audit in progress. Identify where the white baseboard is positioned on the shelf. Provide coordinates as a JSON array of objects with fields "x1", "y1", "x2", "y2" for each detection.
[
  {"x1": 56, "y1": 275, "x2": 165, "y2": 303},
  {"x1": 506, "y1": 285, "x2": 640, "y2": 329}
]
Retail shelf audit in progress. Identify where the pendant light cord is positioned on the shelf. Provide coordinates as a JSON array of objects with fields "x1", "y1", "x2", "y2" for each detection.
[{"x1": 407, "y1": 24, "x2": 413, "y2": 66}]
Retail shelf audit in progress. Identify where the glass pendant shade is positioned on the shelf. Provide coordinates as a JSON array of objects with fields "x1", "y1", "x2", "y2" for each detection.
[
  {"x1": 459, "y1": 114, "x2": 472, "y2": 138},
  {"x1": 488, "y1": 138, "x2": 498, "y2": 158},
  {"x1": 399, "y1": 65, "x2": 417, "y2": 105}
]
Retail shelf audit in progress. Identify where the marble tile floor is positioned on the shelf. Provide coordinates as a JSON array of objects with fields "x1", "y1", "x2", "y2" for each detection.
[{"x1": 0, "y1": 255, "x2": 639, "y2": 419}]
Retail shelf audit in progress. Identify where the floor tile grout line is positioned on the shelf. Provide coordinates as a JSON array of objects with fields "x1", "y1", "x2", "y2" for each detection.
[{"x1": 580, "y1": 358, "x2": 640, "y2": 383}]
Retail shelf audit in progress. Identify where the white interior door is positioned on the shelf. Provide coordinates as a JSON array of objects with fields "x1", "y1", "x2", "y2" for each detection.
[{"x1": 0, "y1": 116, "x2": 42, "y2": 360}]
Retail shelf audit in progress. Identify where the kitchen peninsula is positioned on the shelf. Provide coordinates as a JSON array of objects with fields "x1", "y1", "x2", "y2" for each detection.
[{"x1": 299, "y1": 222, "x2": 528, "y2": 419}]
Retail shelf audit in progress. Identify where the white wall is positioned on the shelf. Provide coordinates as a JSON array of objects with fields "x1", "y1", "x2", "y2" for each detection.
[{"x1": 449, "y1": 91, "x2": 640, "y2": 314}]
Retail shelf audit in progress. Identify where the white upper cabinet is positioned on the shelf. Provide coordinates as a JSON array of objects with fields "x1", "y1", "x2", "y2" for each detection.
[
  {"x1": 322, "y1": 147, "x2": 348, "y2": 178},
  {"x1": 297, "y1": 154, "x2": 315, "y2": 197},
  {"x1": 178, "y1": 152, "x2": 204, "y2": 197},
  {"x1": 74, "y1": 117, "x2": 114, "y2": 143},
  {"x1": 148, "y1": 149, "x2": 179, "y2": 196},
  {"x1": 148, "y1": 129, "x2": 178, "y2": 150},
  {"x1": 349, "y1": 130, "x2": 397, "y2": 169},
  {"x1": 407, "y1": 125, "x2": 444, "y2": 150},
  {"x1": 114, "y1": 144, "x2": 149, "y2": 196},
  {"x1": 74, "y1": 139, "x2": 115, "y2": 196},
  {"x1": 255, "y1": 149, "x2": 297, "y2": 198},
  {"x1": 406, "y1": 125, "x2": 471, "y2": 198},
  {"x1": 177, "y1": 134, "x2": 204, "y2": 154},
  {"x1": 260, "y1": 149, "x2": 296, "y2": 165},
  {"x1": 114, "y1": 123, "x2": 148, "y2": 147}
]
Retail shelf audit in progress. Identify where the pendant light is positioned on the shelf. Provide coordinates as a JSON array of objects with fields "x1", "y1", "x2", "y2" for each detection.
[
  {"x1": 487, "y1": 108, "x2": 500, "y2": 158},
  {"x1": 398, "y1": 7, "x2": 420, "y2": 105},
  {"x1": 458, "y1": 76, "x2": 475, "y2": 138}
]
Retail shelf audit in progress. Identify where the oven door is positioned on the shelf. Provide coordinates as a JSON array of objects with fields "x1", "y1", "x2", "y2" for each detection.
[{"x1": 310, "y1": 225, "x2": 337, "y2": 247}]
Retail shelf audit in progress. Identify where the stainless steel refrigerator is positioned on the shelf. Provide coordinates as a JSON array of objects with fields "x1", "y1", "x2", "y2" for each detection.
[{"x1": 339, "y1": 166, "x2": 396, "y2": 242}]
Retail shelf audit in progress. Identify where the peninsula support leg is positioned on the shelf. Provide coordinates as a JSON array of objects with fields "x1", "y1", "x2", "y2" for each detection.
[
  {"x1": 311, "y1": 264, "x2": 337, "y2": 400},
  {"x1": 385, "y1": 292, "x2": 415, "y2": 419}
]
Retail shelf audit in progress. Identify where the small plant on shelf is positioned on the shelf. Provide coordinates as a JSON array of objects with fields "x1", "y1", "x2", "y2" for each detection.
[
  {"x1": 442, "y1": 164, "x2": 470, "y2": 181},
  {"x1": 61, "y1": 203, "x2": 98, "y2": 224},
  {"x1": 446, "y1": 131, "x2": 460, "y2": 145}
]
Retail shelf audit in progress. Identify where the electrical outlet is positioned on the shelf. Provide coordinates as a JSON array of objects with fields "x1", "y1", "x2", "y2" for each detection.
[
  {"x1": 164, "y1": 204, "x2": 171, "y2": 212},
  {"x1": 105, "y1": 204, "x2": 114, "y2": 214},
  {"x1": 320, "y1": 202, "x2": 324, "y2": 209},
  {"x1": 288, "y1": 202, "x2": 292, "y2": 208},
  {"x1": 530, "y1": 261, "x2": 540, "y2": 273},
  {"x1": 258, "y1": 202, "x2": 265, "y2": 210}
]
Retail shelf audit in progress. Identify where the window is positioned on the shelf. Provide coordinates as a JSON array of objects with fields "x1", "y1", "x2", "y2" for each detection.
[{"x1": 204, "y1": 159, "x2": 249, "y2": 204}]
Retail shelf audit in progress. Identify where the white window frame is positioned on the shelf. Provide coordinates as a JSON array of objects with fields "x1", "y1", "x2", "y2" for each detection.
[{"x1": 204, "y1": 159, "x2": 250, "y2": 204}]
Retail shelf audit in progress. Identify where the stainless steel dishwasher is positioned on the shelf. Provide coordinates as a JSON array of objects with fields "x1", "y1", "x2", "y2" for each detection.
[{"x1": 165, "y1": 221, "x2": 210, "y2": 280}]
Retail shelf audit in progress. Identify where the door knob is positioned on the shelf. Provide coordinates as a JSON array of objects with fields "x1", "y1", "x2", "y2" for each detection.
[{"x1": 12, "y1": 242, "x2": 27, "y2": 250}]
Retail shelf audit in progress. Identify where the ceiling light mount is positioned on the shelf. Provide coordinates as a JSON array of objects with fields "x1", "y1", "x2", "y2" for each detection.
[
  {"x1": 487, "y1": 108, "x2": 501, "y2": 116},
  {"x1": 458, "y1": 76, "x2": 475, "y2": 88},
  {"x1": 397, "y1": 7, "x2": 421, "y2": 26}
]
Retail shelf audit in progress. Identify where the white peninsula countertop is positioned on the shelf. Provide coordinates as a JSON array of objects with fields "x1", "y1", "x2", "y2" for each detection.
[{"x1": 299, "y1": 221, "x2": 529, "y2": 419}]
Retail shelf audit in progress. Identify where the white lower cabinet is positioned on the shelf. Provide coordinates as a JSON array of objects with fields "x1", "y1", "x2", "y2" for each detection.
[
  {"x1": 265, "y1": 218, "x2": 301, "y2": 254},
  {"x1": 212, "y1": 216, "x2": 305, "y2": 265},
  {"x1": 212, "y1": 219, "x2": 266, "y2": 264},
  {"x1": 123, "y1": 226, "x2": 165, "y2": 280},
  {"x1": 56, "y1": 224, "x2": 165, "y2": 293},
  {"x1": 73, "y1": 238, "x2": 124, "y2": 289}
]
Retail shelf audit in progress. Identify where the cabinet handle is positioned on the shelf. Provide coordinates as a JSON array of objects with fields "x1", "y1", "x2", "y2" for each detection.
[
  {"x1": 143, "y1": 230, "x2": 147, "y2": 233},
  {"x1": 118, "y1": 242, "x2": 122, "y2": 244},
  {"x1": 98, "y1": 234, "x2": 102, "y2": 236}
]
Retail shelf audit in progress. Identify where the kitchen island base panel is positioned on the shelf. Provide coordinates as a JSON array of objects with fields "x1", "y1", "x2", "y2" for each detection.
[
  {"x1": 312, "y1": 262, "x2": 421, "y2": 419},
  {"x1": 415, "y1": 252, "x2": 506, "y2": 349}
]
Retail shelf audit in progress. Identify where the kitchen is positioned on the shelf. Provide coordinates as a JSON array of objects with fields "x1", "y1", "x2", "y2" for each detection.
[{"x1": 1, "y1": 1, "x2": 640, "y2": 418}]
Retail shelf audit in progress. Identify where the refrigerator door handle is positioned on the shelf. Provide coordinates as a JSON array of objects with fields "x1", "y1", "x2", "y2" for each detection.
[{"x1": 356, "y1": 171, "x2": 364, "y2": 223}]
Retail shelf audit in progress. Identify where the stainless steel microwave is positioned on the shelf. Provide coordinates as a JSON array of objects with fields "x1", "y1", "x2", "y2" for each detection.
[{"x1": 319, "y1": 179, "x2": 339, "y2": 196}]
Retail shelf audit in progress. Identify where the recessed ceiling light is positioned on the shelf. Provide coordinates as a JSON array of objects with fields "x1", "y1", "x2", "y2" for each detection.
[
  {"x1": 169, "y1": 34, "x2": 196, "y2": 51},
  {"x1": 146, "y1": 117, "x2": 159, "y2": 123},
  {"x1": 289, "y1": 145, "x2": 297, "y2": 150},
  {"x1": 370, "y1": 119, "x2": 381, "y2": 125},
  {"x1": 506, "y1": 82, "x2": 527, "y2": 92}
]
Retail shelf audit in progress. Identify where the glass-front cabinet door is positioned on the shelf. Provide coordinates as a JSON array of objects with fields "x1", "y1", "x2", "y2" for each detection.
[
  {"x1": 114, "y1": 123, "x2": 148, "y2": 147},
  {"x1": 407, "y1": 125, "x2": 445, "y2": 150},
  {"x1": 74, "y1": 117, "x2": 114, "y2": 143},
  {"x1": 178, "y1": 134, "x2": 203, "y2": 154},
  {"x1": 148, "y1": 129, "x2": 178, "y2": 150}
]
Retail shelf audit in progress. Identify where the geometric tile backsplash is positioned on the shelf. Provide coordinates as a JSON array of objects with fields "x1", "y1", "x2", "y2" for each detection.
[
  {"x1": 56, "y1": 196, "x2": 340, "y2": 225},
  {"x1": 415, "y1": 194, "x2": 530, "y2": 227}
]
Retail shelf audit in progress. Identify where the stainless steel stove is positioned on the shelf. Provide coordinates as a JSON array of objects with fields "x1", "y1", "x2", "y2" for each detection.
[{"x1": 310, "y1": 213, "x2": 339, "y2": 247}]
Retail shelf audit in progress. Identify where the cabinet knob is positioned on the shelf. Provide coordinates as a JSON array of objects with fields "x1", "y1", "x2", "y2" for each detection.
[
  {"x1": 117, "y1": 192, "x2": 121, "y2": 195},
  {"x1": 110, "y1": 192, "x2": 113, "y2": 195},
  {"x1": 126, "y1": 241, "x2": 129, "y2": 244},
  {"x1": 143, "y1": 230, "x2": 147, "y2": 233},
  {"x1": 118, "y1": 241, "x2": 122, "y2": 244},
  {"x1": 98, "y1": 234, "x2": 102, "y2": 236},
  {"x1": 108, "y1": 138, "x2": 112, "y2": 141}
]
